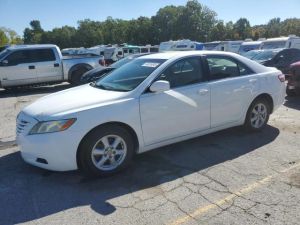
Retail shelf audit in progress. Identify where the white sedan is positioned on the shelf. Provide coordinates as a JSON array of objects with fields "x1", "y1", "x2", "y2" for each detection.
[{"x1": 16, "y1": 51, "x2": 286, "y2": 176}]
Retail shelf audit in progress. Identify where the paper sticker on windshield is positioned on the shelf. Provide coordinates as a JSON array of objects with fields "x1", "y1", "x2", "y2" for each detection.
[{"x1": 142, "y1": 62, "x2": 160, "y2": 68}]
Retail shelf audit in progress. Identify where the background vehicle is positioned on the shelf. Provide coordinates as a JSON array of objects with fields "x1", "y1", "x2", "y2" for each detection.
[
  {"x1": 17, "y1": 51, "x2": 285, "y2": 176},
  {"x1": 261, "y1": 36, "x2": 300, "y2": 50},
  {"x1": 172, "y1": 39, "x2": 204, "y2": 51},
  {"x1": 218, "y1": 41, "x2": 244, "y2": 53},
  {"x1": 286, "y1": 61, "x2": 300, "y2": 96},
  {"x1": 104, "y1": 46, "x2": 123, "y2": 65},
  {"x1": 159, "y1": 40, "x2": 179, "y2": 52},
  {"x1": 203, "y1": 41, "x2": 221, "y2": 50},
  {"x1": 247, "y1": 48, "x2": 300, "y2": 75},
  {"x1": 159, "y1": 40, "x2": 203, "y2": 52},
  {"x1": 61, "y1": 47, "x2": 85, "y2": 56},
  {"x1": 0, "y1": 44, "x2": 104, "y2": 88},
  {"x1": 238, "y1": 40, "x2": 263, "y2": 55},
  {"x1": 80, "y1": 53, "x2": 152, "y2": 83}
]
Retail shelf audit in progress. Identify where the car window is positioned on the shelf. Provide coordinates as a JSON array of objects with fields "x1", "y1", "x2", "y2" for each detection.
[
  {"x1": 157, "y1": 57, "x2": 204, "y2": 88},
  {"x1": 141, "y1": 48, "x2": 148, "y2": 53},
  {"x1": 5, "y1": 50, "x2": 32, "y2": 65},
  {"x1": 35, "y1": 49, "x2": 56, "y2": 62},
  {"x1": 5, "y1": 49, "x2": 55, "y2": 65},
  {"x1": 206, "y1": 56, "x2": 253, "y2": 80}
]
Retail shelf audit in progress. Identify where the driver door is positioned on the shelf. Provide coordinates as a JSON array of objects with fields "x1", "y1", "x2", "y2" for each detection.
[
  {"x1": 0, "y1": 50, "x2": 38, "y2": 87},
  {"x1": 139, "y1": 56, "x2": 210, "y2": 146}
]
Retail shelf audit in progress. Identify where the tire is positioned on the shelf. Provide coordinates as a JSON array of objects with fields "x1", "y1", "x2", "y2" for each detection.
[
  {"x1": 244, "y1": 98, "x2": 271, "y2": 132},
  {"x1": 286, "y1": 87, "x2": 296, "y2": 97},
  {"x1": 78, "y1": 125, "x2": 135, "y2": 177},
  {"x1": 70, "y1": 67, "x2": 89, "y2": 86}
]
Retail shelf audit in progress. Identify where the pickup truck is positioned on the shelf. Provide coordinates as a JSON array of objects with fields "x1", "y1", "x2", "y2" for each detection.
[{"x1": 0, "y1": 44, "x2": 104, "y2": 88}]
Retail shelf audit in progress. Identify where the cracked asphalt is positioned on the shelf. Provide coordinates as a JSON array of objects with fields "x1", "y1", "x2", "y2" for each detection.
[{"x1": 0, "y1": 85, "x2": 300, "y2": 225}]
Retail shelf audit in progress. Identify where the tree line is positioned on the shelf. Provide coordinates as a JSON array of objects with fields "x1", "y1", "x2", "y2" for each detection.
[{"x1": 1, "y1": 0, "x2": 300, "y2": 49}]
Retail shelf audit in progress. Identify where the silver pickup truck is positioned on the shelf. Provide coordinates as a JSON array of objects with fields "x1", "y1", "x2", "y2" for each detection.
[{"x1": 0, "y1": 44, "x2": 104, "y2": 88}]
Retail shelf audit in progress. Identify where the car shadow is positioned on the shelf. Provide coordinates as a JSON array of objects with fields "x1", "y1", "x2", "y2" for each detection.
[
  {"x1": 0, "y1": 83, "x2": 73, "y2": 98},
  {"x1": 0, "y1": 125, "x2": 279, "y2": 224},
  {"x1": 284, "y1": 96, "x2": 300, "y2": 110}
]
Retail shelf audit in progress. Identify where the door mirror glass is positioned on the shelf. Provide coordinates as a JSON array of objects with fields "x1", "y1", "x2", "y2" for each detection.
[{"x1": 150, "y1": 80, "x2": 170, "y2": 93}]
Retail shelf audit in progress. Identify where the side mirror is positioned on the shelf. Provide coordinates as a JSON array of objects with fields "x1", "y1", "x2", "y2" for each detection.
[{"x1": 149, "y1": 80, "x2": 170, "y2": 93}]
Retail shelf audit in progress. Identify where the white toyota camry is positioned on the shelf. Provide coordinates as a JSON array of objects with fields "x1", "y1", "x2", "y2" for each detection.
[{"x1": 16, "y1": 51, "x2": 285, "y2": 176}]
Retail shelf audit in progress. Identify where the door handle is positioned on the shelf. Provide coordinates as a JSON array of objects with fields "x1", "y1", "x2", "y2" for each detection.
[
  {"x1": 28, "y1": 65, "x2": 35, "y2": 70},
  {"x1": 54, "y1": 63, "x2": 59, "y2": 67},
  {"x1": 198, "y1": 89, "x2": 209, "y2": 95},
  {"x1": 249, "y1": 78, "x2": 257, "y2": 83}
]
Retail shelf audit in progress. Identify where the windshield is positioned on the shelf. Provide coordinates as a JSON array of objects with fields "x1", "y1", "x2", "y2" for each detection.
[
  {"x1": 243, "y1": 50, "x2": 261, "y2": 59},
  {"x1": 0, "y1": 49, "x2": 10, "y2": 59},
  {"x1": 262, "y1": 41, "x2": 286, "y2": 49},
  {"x1": 110, "y1": 55, "x2": 137, "y2": 68},
  {"x1": 251, "y1": 50, "x2": 277, "y2": 61},
  {"x1": 95, "y1": 58, "x2": 166, "y2": 92}
]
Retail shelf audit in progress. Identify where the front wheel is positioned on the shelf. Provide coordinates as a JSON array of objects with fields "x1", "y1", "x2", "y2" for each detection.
[
  {"x1": 244, "y1": 99, "x2": 270, "y2": 131},
  {"x1": 78, "y1": 125, "x2": 134, "y2": 177}
]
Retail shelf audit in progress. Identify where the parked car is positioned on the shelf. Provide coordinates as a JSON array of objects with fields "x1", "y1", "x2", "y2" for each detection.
[
  {"x1": 0, "y1": 44, "x2": 10, "y2": 53},
  {"x1": 245, "y1": 48, "x2": 300, "y2": 75},
  {"x1": 80, "y1": 53, "x2": 152, "y2": 83},
  {"x1": 286, "y1": 61, "x2": 300, "y2": 96},
  {"x1": 17, "y1": 51, "x2": 285, "y2": 176},
  {"x1": 0, "y1": 44, "x2": 104, "y2": 88},
  {"x1": 238, "y1": 40, "x2": 263, "y2": 56}
]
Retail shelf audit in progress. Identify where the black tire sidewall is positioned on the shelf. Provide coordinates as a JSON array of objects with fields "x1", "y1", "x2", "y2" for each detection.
[
  {"x1": 245, "y1": 99, "x2": 270, "y2": 131},
  {"x1": 70, "y1": 68, "x2": 88, "y2": 85},
  {"x1": 78, "y1": 125, "x2": 134, "y2": 177}
]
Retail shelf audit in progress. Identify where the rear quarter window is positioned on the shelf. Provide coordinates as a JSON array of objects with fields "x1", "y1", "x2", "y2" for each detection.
[{"x1": 206, "y1": 55, "x2": 254, "y2": 80}]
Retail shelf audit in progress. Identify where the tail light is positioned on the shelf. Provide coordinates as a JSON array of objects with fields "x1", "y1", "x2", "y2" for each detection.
[
  {"x1": 99, "y1": 59, "x2": 105, "y2": 66},
  {"x1": 278, "y1": 74, "x2": 285, "y2": 82}
]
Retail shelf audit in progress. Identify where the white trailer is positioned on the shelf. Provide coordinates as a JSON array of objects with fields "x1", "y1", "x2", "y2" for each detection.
[{"x1": 261, "y1": 36, "x2": 300, "y2": 50}]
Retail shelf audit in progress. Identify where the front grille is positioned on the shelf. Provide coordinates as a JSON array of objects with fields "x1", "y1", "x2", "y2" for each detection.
[
  {"x1": 16, "y1": 119, "x2": 30, "y2": 135},
  {"x1": 16, "y1": 112, "x2": 37, "y2": 136}
]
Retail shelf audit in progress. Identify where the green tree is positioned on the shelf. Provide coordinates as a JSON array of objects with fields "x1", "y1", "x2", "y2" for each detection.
[
  {"x1": 281, "y1": 18, "x2": 300, "y2": 36},
  {"x1": 0, "y1": 30, "x2": 9, "y2": 45},
  {"x1": 233, "y1": 18, "x2": 251, "y2": 40},
  {"x1": 23, "y1": 20, "x2": 44, "y2": 44},
  {"x1": 265, "y1": 18, "x2": 281, "y2": 38}
]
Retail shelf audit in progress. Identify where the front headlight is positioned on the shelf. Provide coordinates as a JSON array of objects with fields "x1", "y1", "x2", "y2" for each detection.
[{"x1": 29, "y1": 118, "x2": 76, "y2": 135}]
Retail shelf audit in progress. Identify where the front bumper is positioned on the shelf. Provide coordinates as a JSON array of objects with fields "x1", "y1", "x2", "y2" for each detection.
[{"x1": 16, "y1": 112, "x2": 81, "y2": 171}]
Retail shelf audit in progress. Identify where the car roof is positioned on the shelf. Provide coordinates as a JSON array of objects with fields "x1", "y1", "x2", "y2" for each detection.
[
  {"x1": 7, "y1": 44, "x2": 58, "y2": 50},
  {"x1": 139, "y1": 50, "x2": 243, "y2": 60}
]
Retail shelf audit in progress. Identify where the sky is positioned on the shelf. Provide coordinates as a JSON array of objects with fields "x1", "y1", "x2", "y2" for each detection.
[{"x1": 0, "y1": 0, "x2": 300, "y2": 35}]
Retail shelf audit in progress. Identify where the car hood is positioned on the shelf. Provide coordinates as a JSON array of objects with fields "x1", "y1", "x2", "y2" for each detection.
[{"x1": 22, "y1": 84, "x2": 129, "y2": 120}]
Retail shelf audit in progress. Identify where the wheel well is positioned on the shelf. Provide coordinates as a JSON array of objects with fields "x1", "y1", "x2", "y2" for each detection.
[
  {"x1": 76, "y1": 122, "x2": 139, "y2": 169},
  {"x1": 68, "y1": 63, "x2": 93, "y2": 80},
  {"x1": 252, "y1": 93, "x2": 274, "y2": 113}
]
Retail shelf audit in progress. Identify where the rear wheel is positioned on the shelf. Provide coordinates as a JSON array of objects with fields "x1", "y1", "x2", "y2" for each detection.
[
  {"x1": 70, "y1": 67, "x2": 89, "y2": 86},
  {"x1": 244, "y1": 99, "x2": 270, "y2": 131},
  {"x1": 78, "y1": 125, "x2": 134, "y2": 177}
]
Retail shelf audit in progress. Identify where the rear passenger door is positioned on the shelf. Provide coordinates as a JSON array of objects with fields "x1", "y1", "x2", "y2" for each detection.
[
  {"x1": 34, "y1": 48, "x2": 63, "y2": 82},
  {"x1": 205, "y1": 55, "x2": 258, "y2": 128},
  {"x1": 0, "y1": 50, "x2": 38, "y2": 86}
]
